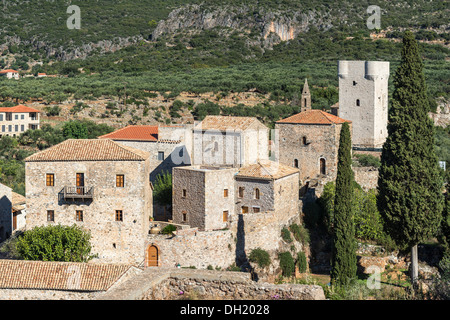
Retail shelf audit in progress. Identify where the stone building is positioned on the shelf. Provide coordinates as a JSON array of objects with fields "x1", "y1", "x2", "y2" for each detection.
[
  {"x1": 99, "y1": 125, "x2": 192, "y2": 182},
  {"x1": 0, "y1": 183, "x2": 12, "y2": 242},
  {"x1": 192, "y1": 115, "x2": 269, "y2": 167},
  {"x1": 337, "y1": 60, "x2": 390, "y2": 150},
  {"x1": 172, "y1": 166, "x2": 237, "y2": 231},
  {"x1": 0, "y1": 105, "x2": 40, "y2": 137},
  {"x1": 275, "y1": 109, "x2": 352, "y2": 186},
  {"x1": 24, "y1": 139, "x2": 153, "y2": 264},
  {"x1": 235, "y1": 160, "x2": 299, "y2": 217}
]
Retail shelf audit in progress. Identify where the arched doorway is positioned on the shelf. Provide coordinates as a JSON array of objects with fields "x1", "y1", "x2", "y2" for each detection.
[
  {"x1": 146, "y1": 244, "x2": 159, "y2": 267},
  {"x1": 320, "y1": 158, "x2": 326, "y2": 175}
]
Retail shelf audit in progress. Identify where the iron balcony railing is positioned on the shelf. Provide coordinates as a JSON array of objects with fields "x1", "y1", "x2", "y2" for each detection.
[{"x1": 62, "y1": 186, "x2": 94, "y2": 200}]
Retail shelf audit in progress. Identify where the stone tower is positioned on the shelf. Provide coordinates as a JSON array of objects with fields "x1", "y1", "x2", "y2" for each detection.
[
  {"x1": 301, "y1": 78, "x2": 311, "y2": 112},
  {"x1": 338, "y1": 60, "x2": 390, "y2": 150}
]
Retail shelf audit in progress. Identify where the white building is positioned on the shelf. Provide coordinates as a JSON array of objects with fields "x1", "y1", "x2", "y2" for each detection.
[
  {"x1": 0, "y1": 69, "x2": 19, "y2": 80},
  {"x1": 0, "y1": 105, "x2": 40, "y2": 137}
]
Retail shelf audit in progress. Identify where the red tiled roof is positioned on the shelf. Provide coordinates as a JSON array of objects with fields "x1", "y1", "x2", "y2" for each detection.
[
  {"x1": 0, "y1": 69, "x2": 18, "y2": 74},
  {"x1": 24, "y1": 139, "x2": 150, "y2": 162},
  {"x1": 0, "y1": 104, "x2": 40, "y2": 113},
  {"x1": 277, "y1": 110, "x2": 351, "y2": 125},
  {"x1": 0, "y1": 260, "x2": 132, "y2": 292},
  {"x1": 99, "y1": 125, "x2": 158, "y2": 141}
]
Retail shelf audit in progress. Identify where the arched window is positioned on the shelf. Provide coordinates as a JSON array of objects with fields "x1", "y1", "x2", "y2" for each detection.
[
  {"x1": 320, "y1": 158, "x2": 326, "y2": 175},
  {"x1": 254, "y1": 188, "x2": 260, "y2": 200},
  {"x1": 294, "y1": 159, "x2": 299, "y2": 168}
]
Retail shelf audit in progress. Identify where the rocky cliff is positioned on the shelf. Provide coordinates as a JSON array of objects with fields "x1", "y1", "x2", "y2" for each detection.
[{"x1": 151, "y1": 4, "x2": 336, "y2": 49}]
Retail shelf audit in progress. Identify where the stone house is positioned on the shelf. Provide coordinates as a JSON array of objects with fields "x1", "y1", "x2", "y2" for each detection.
[
  {"x1": 172, "y1": 166, "x2": 237, "y2": 231},
  {"x1": 337, "y1": 60, "x2": 390, "y2": 150},
  {"x1": 0, "y1": 105, "x2": 40, "y2": 137},
  {"x1": 0, "y1": 69, "x2": 19, "y2": 80},
  {"x1": 192, "y1": 115, "x2": 269, "y2": 167},
  {"x1": 235, "y1": 160, "x2": 299, "y2": 217},
  {"x1": 99, "y1": 125, "x2": 192, "y2": 182},
  {"x1": 275, "y1": 109, "x2": 352, "y2": 186},
  {"x1": 0, "y1": 183, "x2": 27, "y2": 242},
  {"x1": 24, "y1": 139, "x2": 153, "y2": 264}
]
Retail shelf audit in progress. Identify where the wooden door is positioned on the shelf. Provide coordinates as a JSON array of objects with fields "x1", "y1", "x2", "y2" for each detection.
[
  {"x1": 147, "y1": 245, "x2": 158, "y2": 267},
  {"x1": 76, "y1": 173, "x2": 84, "y2": 194},
  {"x1": 12, "y1": 213, "x2": 17, "y2": 230}
]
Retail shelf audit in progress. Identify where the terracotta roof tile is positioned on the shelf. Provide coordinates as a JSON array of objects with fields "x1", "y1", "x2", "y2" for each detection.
[
  {"x1": 99, "y1": 125, "x2": 158, "y2": 141},
  {"x1": 0, "y1": 69, "x2": 18, "y2": 74},
  {"x1": 236, "y1": 160, "x2": 299, "y2": 180},
  {"x1": 277, "y1": 110, "x2": 351, "y2": 125},
  {"x1": 194, "y1": 115, "x2": 263, "y2": 131},
  {"x1": 0, "y1": 260, "x2": 131, "y2": 291},
  {"x1": 12, "y1": 192, "x2": 26, "y2": 206},
  {"x1": 24, "y1": 139, "x2": 150, "y2": 162},
  {"x1": 0, "y1": 105, "x2": 40, "y2": 113}
]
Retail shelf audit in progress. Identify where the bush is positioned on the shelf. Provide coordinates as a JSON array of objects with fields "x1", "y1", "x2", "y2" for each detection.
[
  {"x1": 353, "y1": 154, "x2": 381, "y2": 168},
  {"x1": 297, "y1": 251, "x2": 307, "y2": 273},
  {"x1": 281, "y1": 227, "x2": 293, "y2": 243},
  {"x1": 16, "y1": 224, "x2": 94, "y2": 262},
  {"x1": 290, "y1": 223, "x2": 310, "y2": 245},
  {"x1": 278, "y1": 251, "x2": 295, "y2": 277},
  {"x1": 249, "y1": 248, "x2": 271, "y2": 268},
  {"x1": 161, "y1": 224, "x2": 177, "y2": 235}
]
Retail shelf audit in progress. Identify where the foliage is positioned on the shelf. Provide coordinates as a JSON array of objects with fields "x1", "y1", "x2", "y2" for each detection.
[
  {"x1": 281, "y1": 227, "x2": 293, "y2": 243},
  {"x1": 62, "y1": 120, "x2": 88, "y2": 139},
  {"x1": 161, "y1": 224, "x2": 177, "y2": 235},
  {"x1": 153, "y1": 171, "x2": 172, "y2": 206},
  {"x1": 290, "y1": 223, "x2": 310, "y2": 246},
  {"x1": 297, "y1": 251, "x2": 307, "y2": 273},
  {"x1": 16, "y1": 224, "x2": 94, "y2": 262},
  {"x1": 377, "y1": 31, "x2": 445, "y2": 250},
  {"x1": 331, "y1": 122, "x2": 357, "y2": 286},
  {"x1": 353, "y1": 154, "x2": 381, "y2": 168},
  {"x1": 248, "y1": 248, "x2": 271, "y2": 268},
  {"x1": 278, "y1": 251, "x2": 295, "y2": 277}
]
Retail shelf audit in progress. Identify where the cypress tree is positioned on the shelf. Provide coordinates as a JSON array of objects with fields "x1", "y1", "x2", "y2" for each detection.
[
  {"x1": 377, "y1": 31, "x2": 444, "y2": 284},
  {"x1": 331, "y1": 121, "x2": 357, "y2": 286}
]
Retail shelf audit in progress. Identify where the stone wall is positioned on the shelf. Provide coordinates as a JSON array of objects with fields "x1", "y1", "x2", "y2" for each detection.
[
  {"x1": 98, "y1": 268, "x2": 325, "y2": 300},
  {"x1": 0, "y1": 289, "x2": 100, "y2": 300},
  {"x1": 353, "y1": 166, "x2": 379, "y2": 191},
  {"x1": 0, "y1": 183, "x2": 12, "y2": 241},
  {"x1": 275, "y1": 122, "x2": 343, "y2": 184},
  {"x1": 25, "y1": 159, "x2": 152, "y2": 264}
]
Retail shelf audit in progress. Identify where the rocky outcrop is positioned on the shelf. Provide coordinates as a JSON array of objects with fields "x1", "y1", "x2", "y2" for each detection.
[
  {"x1": 151, "y1": 4, "x2": 335, "y2": 49},
  {"x1": 429, "y1": 98, "x2": 450, "y2": 128}
]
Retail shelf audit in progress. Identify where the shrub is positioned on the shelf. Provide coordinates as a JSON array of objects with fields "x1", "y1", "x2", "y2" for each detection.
[
  {"x1": 281, "y1": 227, "x2": 293, "y2": 243},
  {"x1": 353, "y1": 154, "x2": 381, "y2": 168},
  {"x1": 278, "y1": 251, "x2": 295, "y2": 277},
  {"x1": 161, "y1": 224, "x2": 177, "y2": 235},
  {"x1": 16, "y1": 224, "x2": 94, "y2": 262},
  {"x1": 297, "y1": 251, "x2": 307, "y2": 273},
  {"x1": 290, "y1": 223, "x2": 310, "y2": 245},
  {"x1": 249, "y1": 248, "x2": 271, "y2": 268}
]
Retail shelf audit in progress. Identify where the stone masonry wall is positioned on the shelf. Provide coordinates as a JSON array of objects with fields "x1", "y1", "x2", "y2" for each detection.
[{"x1": 0, "y1": 183, "x2": 12, "y2": 241}]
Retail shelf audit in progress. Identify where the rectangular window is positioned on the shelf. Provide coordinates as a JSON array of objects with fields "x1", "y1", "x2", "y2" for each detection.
[
  {"x1": 224, "y1": 189, "x2": 228, "y2": 198},
  {"x1": 14, "y1": 114, "x2": 18, "y2": 120},
  {"x1": 182, "y1": 189, "x2": 187, "y2": 198},
  {"x1": 238, "y1": 187, "x2": 244, "y2": 198},
  {"x1": 253, "y1": 207, "x2": 261, "y2": 213},
  {"x1": 2, "y1": 125, "x2": 5, "y2": 132},
  {"x1": 46, "y1": 174, "x2": 54, "y2": 186},
  {"x1": 116, "y1": 174, "x2": 124, "y2": 187},
  {"x1": 47, "y1": 210, "x2": 54, "y2": 222},
  {"x1": 115, "y1": 210, "x2": 123, "y2": 221},
  {"x1": 8, "y1": 125, "x2": 11, "y2": 132},
  {"x1": 76, "y1": 210, "x2": 83, "y2": 222},
  {"x1": 20, "y1": 125, "x2": 24, "y2": 132},
  {"x1": 158, "y1": 151, "x2": 164, "y2": 161},
  {"x1": 0, "y1": 114, "x2": 3, "y2": 121},
  {"x1": 182, "y1": 212, "x2": 187, "y2": 222},
  {"x1": 21, "y1": 114, "x2": 24, "y2": 120},
  {"x1": 14, "y1": 125, "x2": 18, "y2": 132},
  {"x1": 223, "y1": 211, "x2": 229, "y2": 222}
]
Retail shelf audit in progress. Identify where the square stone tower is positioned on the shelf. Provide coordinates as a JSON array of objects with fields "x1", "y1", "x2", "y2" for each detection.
[{"x1": 338, "y1": 60, "x2": 390, "y2": 150}]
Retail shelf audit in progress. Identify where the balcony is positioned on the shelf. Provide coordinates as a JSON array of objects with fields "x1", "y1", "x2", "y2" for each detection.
[{"x1": 60, "y1": 186, "x2": 94, "y2": 201}]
